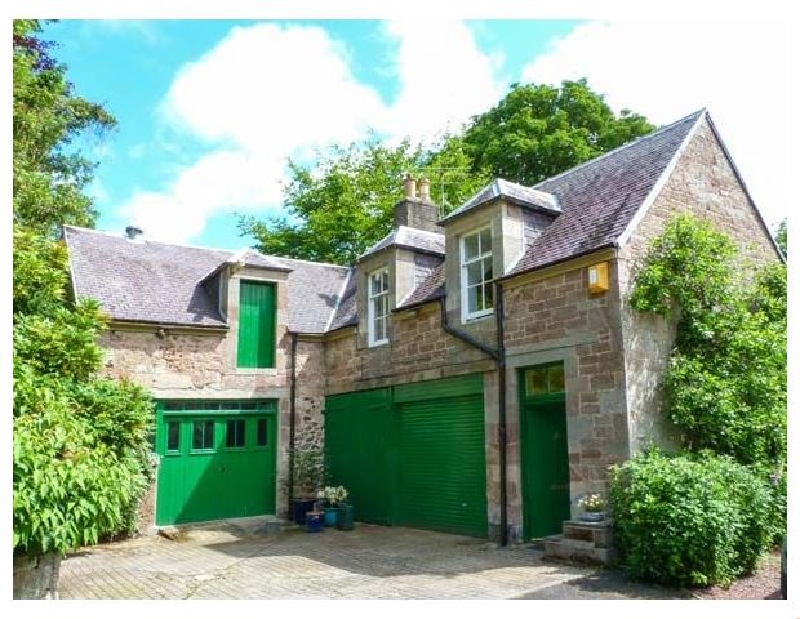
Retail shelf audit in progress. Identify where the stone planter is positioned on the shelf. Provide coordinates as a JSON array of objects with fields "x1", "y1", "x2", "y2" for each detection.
[{"x1": 13, "y1": 552, "x2": 61, "y2": 599}]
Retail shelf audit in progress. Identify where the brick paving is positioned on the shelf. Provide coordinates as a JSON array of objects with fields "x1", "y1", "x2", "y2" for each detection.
[{"x1": 59, "y1": 524, "x2": 609, "y2": 600}]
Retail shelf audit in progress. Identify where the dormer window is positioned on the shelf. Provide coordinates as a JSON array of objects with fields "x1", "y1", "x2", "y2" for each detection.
[
  {"x1": 461, "y1": 227, "x2": 494, "y2": 320},
  {"x1": 368, "y1": 268, "x2": 390, "y2": 346}
]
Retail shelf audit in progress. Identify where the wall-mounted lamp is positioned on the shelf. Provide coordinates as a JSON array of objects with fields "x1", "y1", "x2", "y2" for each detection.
[{"x1": 587, "y1": 262, "x2": 609, "y2": 294}]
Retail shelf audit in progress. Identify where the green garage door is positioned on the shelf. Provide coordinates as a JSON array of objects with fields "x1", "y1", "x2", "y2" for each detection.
[
  {"x1": 155, "y1": 400, "x2": 277, "y2": 526},
  {"x1": 325, "y1": 388, "x2": 394, "y2": 525},
  {"x1": 324, "y1": 374, "x2": 488, "y2": 538},
  {"x1": 395, "y1": 375, "x2": 488, "y2": 537}
]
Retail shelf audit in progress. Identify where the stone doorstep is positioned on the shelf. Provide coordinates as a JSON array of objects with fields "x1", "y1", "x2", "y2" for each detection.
[
  {"x1": 544, "y1": 533, "x2": 617, "y2": 566},
  {"x1": 153, "y1": 515, "x2": 288, "y2": 540},
  {"x1": 562, "y1": 522, "x2": 614, "y2": 548}
]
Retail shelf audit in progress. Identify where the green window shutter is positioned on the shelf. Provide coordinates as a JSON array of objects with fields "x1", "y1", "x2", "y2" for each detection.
[{"x1": 237, "y1": 281, "x2": 276, "y2": 368}]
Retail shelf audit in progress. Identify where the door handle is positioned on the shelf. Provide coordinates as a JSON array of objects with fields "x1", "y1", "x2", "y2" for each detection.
[{"x1": 220, "y1": 465, "x2": 227, "y2": 472}]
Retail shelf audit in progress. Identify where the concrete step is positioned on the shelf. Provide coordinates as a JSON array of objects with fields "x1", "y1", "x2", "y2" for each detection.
[{"x1": 563, "y1": 522, "x2": 614, "y2": 548}]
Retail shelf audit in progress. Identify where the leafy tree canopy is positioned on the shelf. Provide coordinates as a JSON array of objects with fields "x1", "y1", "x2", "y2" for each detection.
[
  {"x1": 242, "y1": 79, "x2": 654, "y2": 265},
  {"x1": 13, "y1": 20, "x2": 153, "y2": 557},
  {"x1": 13, "y1": 19, "x2": 116, "y2": 235},
  {"x1": 776, "y1": 219, "x2": 787, "y2": 257},
  {"x1": 461, "y1": 78, "x2": 654, "y2": 186}
]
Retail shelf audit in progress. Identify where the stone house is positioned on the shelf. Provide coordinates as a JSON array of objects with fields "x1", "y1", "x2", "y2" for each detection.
[{"x1": 64, "y1": 109, "x2": 780, "y2": 543}]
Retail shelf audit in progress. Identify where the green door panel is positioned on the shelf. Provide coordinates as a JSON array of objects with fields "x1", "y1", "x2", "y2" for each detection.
[
  {"x1": 520, "y1": 374, "x2": 570, "y2": 539},
  {"x1": 155, "y1": 403, "x2": 277, "y2": 526},
  {"x1": 324, "y1": 388, "x2": 393, "y2": 525},
  {"x1": 237, "y1": 281, "x2": 276, "y2": 368}
]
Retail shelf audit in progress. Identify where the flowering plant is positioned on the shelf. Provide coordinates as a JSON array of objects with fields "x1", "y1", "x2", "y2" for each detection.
[
  {"x1": 577, "y1": 493, "x2": 605, "y2": 512},
  {"x1": 320, "y1": 485, "x2": 348, "y2": 507}
]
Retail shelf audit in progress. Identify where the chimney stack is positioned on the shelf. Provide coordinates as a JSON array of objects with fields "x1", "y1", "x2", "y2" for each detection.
[
  {"x1": 125, "y1": 225, "x2": 144, "y2": 241},
  {"x1": 418, "y1": 177, "x2": 431, "y2": 202},
  {"x1": 403, "y1": 173, "x2": 417, "y2": 199}
]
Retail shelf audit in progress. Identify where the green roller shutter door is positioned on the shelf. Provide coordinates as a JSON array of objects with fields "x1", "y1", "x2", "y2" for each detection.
[
  {"x1": 324, "y1": 374, "x2": 487, "y2": 538},
  {"x1": 395, "y1": 375, "x2": 488, "y2": 538},
  {"x1": 325, "y1": 388, "x2": 393, "y2": 525},
  {"x1": 237, "y1": 281, "x2": 276, "y2": 368}
]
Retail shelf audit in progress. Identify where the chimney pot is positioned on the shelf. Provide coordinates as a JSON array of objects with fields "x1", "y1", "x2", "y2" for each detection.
[
  {"x1": 125, "y1": 225, "x2": 144, "y2": 241},
  {"x1": 403, "y1": 173, "x2": 417, "y2": 199},
  {"x1": 418, "y1": 177, "x2": 431, "y2": 202}
]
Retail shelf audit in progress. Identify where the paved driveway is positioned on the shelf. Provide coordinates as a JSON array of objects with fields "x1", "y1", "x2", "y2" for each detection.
[{"x1": 58, "y1": 523, "x2": 683, "y2": 600}]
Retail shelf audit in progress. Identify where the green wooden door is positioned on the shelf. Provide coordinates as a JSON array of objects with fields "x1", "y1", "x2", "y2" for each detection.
[
  {"x1": 237, "y1": 281, "x2": 276, "y2": 368},
  {"x1": 395, "y1": 375, "x2": 488, "y2": 538},
  {"x1": 155, "y1": 401, "x2": 277, "y2": 526},
  {"x1": 325, "y1": 388, "x2": 394, "y2": 525},
  {"x1": 519, "y1": 363, "x2": 570, "y2": 540}
]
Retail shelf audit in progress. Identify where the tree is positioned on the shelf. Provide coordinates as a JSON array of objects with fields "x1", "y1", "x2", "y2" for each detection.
[
  {"x1": 461, "y1": 79, "x2": 654, "y2": 186},
  {"x1": 242, "y1": 78, "x2": 653, "y2": 265},
  {"x1": 13, "y1": 19, "x2": 115, "y2": 235},
  {"x1": 776, "y1": 219, "x2": 787, "y2": 257},
  {"x1": 240, "y1": 136, "x2": 490, "y2": 265},
  {"x1": 13, "y1": 20, "x2": 153, "y2": 561}
]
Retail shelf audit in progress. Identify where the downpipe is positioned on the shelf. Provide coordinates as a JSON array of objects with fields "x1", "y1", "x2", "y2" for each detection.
[
  {"x1": 288, "y1": 331, "x2": 298, "y2": 518},
  {"x1": 439, "y1": 292, "x2": 508, "y2": 546}
]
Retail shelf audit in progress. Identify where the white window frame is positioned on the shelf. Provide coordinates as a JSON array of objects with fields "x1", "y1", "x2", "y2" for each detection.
[
  {"x1": 367, "y1": 267, "x2": 390, "y2": 347},
  {"x1": 461, "y1": 226, "x2": 495, "y2": 321}
]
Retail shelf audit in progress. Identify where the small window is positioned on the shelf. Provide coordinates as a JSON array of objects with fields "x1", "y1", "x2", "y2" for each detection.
[
  {"x1": 524, "y1": 363, "x2": 566, "y2": 397},
  {"x1": 368, "y1": 268, "x2": 390, "y2": 347},
  {"x1": 166, "y1": 422, "x2": 180, "y2": 452},
  {"x1": 225, "y1": 419, "x2": 246, "y2": 448},
  {"x1": 192, "y1": 420, "x2": 215, "y2": 451},
  {"x1": 461, "y1": 227, "x2": 494, "y2": 320},
  {"x1": 256, "y1": 418, "x2": 268, "y2": 447}
]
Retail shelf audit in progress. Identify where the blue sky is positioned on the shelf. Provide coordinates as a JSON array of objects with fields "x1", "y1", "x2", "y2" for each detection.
[{"x1": 44, "y1": 19, "x2": 788, "y2": 250}]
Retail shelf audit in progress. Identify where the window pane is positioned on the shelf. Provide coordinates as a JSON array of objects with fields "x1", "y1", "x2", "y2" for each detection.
[
  {"x1": 549, "y1": 364, "x2": 565, "y2": 393},
  {"x1": 193, "y1": 420, "x2": 214, "y2": 450},
  {"x1": 466, "y1": 285, "x2": 479, "y2": 313},
  {"x1": 256, "y1": 419, "x2": 268, "y2": 447},
  {"x1": 372, "y1": 297, "x2": 385, "y2": 320},
  {"x1": 525, "y1": 368, "x2": 548, "y2": 396},
  {"x1": 226, "y1": 419, "x2": 245, "y2": 448},
  {"x1": 167, "y1": 422, "x2": 180, "y2": 452},
  {"x1": 370, "y1": 272, "x2": 381, "y2": 294},
  {"x1": 463, "y1": 233, "x2": 479, "y2": 261},
  {"x1": 484, "y1": 282, "x2": 494, "y2": 309},
  {"x1": 483, "y1": 256, "x2": 493, "y2": 281},
  {"x1": 479, "y1": 228, "x2": 492, "y2": 253},
  {"x1": 466, "y1": 261, "x2": 483, "y2": 286},
  {"x1": 380, "y1": 270, "x2": 389, "y2": 291},
  {"x1": 375, "y1": 317, "x2": 386, "y2": 341}
]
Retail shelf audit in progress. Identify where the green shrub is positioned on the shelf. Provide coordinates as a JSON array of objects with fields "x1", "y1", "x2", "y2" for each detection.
[{"x1": 610, "y1": 450, "x2": 773, "y2": 587}]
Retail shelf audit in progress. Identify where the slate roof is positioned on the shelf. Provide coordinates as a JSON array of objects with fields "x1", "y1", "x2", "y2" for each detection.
[
  {"x1": 327, "y1": 267, "x2": 358, "y2": 331},
  {"x1": 64, "y1": 226, "x2": 349, "y2": 333},
  {"x1": 507, "y1": 110, "x2": 704, "y2": 276},
  {"x1": 396, "y1": 262, "x2": 446, "y2": 310},
  {"x1": 359, "y1": 225, "x2": 444, "y2": 260},
  {"x1": 440, "y1": 178, "x2": 561, "y2": 224}
]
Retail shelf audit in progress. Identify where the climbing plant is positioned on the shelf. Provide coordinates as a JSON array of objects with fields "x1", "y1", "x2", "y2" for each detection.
[
  {"x1": 610, "y1": 214, "x2": 786, "y2": 587},
  {"x1": 628, "y1": 214, "x2": 786, "y2": 469}
]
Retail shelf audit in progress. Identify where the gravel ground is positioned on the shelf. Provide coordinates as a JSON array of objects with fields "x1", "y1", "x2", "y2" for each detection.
[{"x1": 693, "y1": 549, "x2": 783, "y2": 600}]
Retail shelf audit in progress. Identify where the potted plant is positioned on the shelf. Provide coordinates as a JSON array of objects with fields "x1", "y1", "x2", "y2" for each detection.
[
  {"x1": 290, "y1": 448, "x2": 324, "y2": 526},
  {"x1": 320, "y1": 486, "x2": 348, "y2": 526},
  {"x1": 577, "y1": 493, "x2": 606, "y2": 522}
]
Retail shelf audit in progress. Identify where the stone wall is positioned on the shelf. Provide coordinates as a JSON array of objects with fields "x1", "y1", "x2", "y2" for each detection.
[
  {"x1": 618, "y1": 115, "x2": 781, "y2": 455},
  {"x1": 502, "y1": 256, "x2": 629, "y2": 524},
  {"x1": 99, "y1": 325, "x2": 326, "y2": 525}
]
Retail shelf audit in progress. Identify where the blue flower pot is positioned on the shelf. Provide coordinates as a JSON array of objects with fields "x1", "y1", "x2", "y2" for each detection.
[
  {"x1": 337, "y1": 503, "x2": 354, "y2": 531},
  {"x1": 323, "y1": 506, "x2": 338, "y2": 527},
  {"x1": 306, "y1": 511, "x2": 323, "y2": 533}
]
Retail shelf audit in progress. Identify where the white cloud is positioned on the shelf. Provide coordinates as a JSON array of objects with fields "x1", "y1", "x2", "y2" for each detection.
[
  {"x1": 118, "y1": 21, "x2": 502, "y2": 243},
  {"x1": 521, "y1": 20, "x2": 788, "y2": 229}
]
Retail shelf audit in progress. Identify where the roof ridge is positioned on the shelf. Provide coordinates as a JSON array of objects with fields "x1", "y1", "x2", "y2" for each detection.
[
  {"x1": 533, "y1": 108, "x2": 706, "y2": 189},
  {"x1": 273, "y1": 255, "x2": 349, "y2": 269}
]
